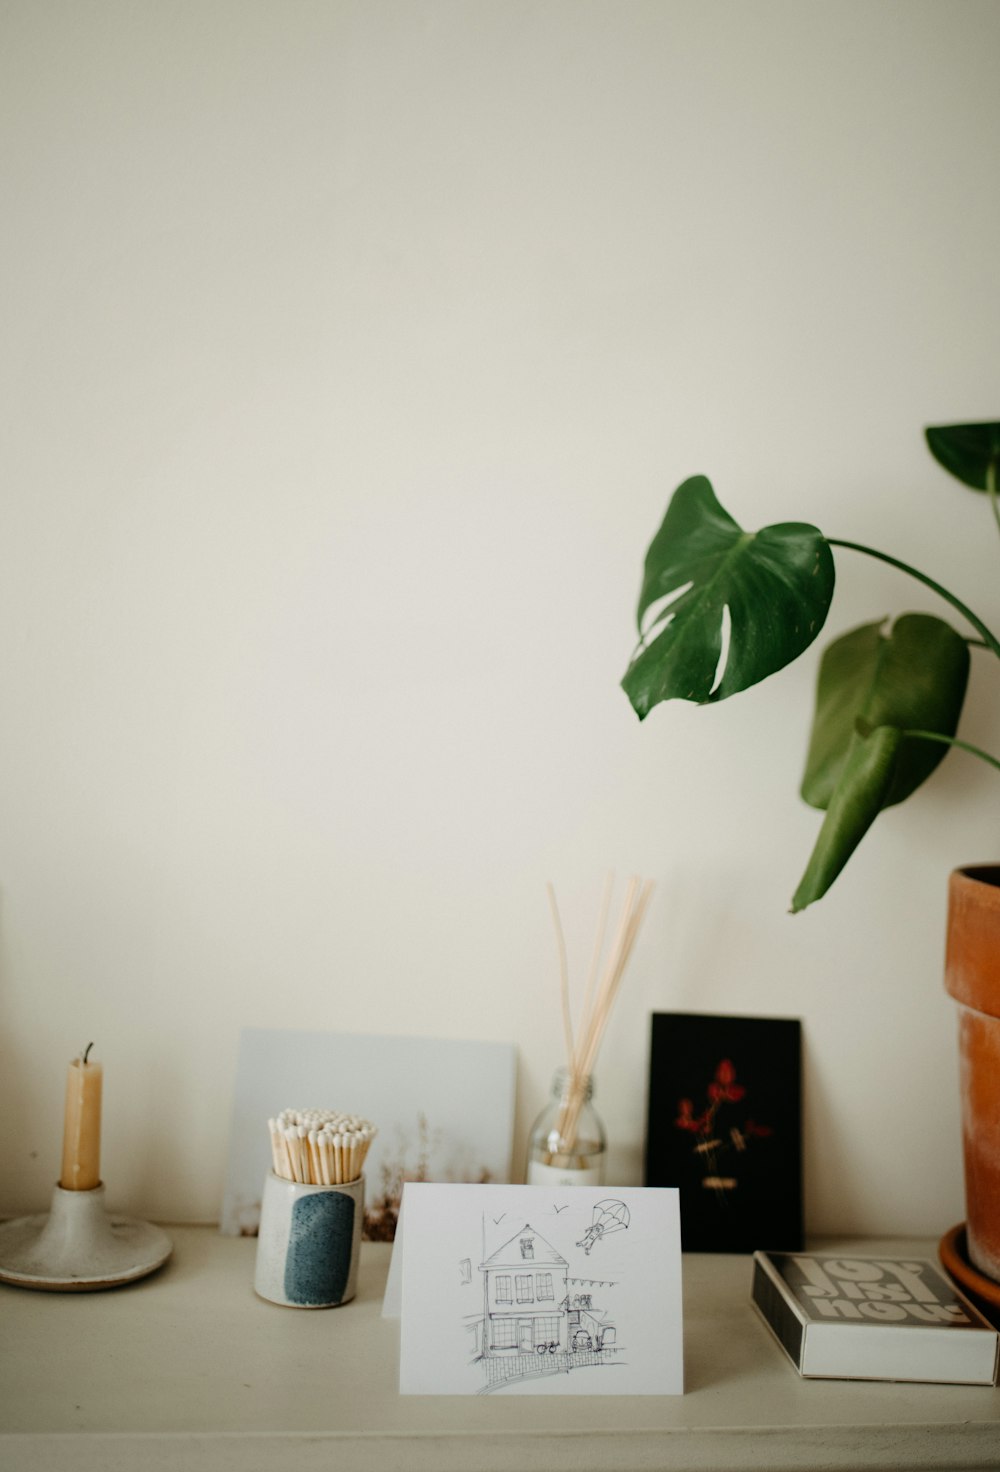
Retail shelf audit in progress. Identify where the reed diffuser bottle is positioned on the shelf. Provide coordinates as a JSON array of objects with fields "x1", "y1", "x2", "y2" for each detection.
[
  {"x1": 527, "y1": 1068, "x2": 606, "y2": 1186},
  {"x1": 527, "y1": 872, "x2": 653, "y2": 1188}
]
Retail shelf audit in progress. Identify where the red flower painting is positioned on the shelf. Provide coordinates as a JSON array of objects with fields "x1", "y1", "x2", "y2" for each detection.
[{"x1": 675, "y1": 1060, "x2": 773, "y2": 1200}]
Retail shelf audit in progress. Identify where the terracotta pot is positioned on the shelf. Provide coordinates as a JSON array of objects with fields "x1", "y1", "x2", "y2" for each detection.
[{"x1": 944, "y1": 864, "x2": 1000, "y2": 1283}]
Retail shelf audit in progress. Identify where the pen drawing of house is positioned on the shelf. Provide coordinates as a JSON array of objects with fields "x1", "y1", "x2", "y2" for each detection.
[
  {"x1": 471, "y1": 1222, "x2": 617, "y2": 1389},
  {"x1": 482, "y1": 1224, "x2": 570, "y2": 1355}
]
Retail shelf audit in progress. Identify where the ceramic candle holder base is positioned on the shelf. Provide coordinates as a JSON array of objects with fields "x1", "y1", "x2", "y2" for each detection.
[
  {"x1": 0, "y1": 1183, "x2": 172, "y2": 1291},
  {"x1": 254, "y1": 1170, "x2": 364, "y2": 1308}
]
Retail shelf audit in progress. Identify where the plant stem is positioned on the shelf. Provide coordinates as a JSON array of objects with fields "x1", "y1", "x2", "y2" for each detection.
[
  {"x1": 899, "y1": 729, "x2": 1000, "y2": 774},
  {"x1": 828, "y1": 538, "x2": 1000, "y2": 661},
  {"x1": 988, "y1": 457, "x2": 1000, "y2": 541}
]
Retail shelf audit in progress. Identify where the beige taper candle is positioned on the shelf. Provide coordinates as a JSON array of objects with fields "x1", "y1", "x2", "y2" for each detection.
[{"x1": 59, "y1": 1044, "x2": 103, "y2": 1191}]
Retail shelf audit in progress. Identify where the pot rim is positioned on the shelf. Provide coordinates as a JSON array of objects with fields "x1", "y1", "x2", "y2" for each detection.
[
  {"x1": 952, "y1": 864, "x2": 1000, "y2": 881},
  {"x1": 946, "y1": 865, "x2": 1000, "y2": 1017}
]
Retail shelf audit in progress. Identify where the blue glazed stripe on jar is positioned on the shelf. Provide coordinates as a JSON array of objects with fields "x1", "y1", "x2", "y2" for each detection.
[
  {"x1": 285, "y1": 1189, "x2": 356, "y2": 1306},
  {"x1": 254, "y1": 1171, "x2": 364, "y2": 1308}
]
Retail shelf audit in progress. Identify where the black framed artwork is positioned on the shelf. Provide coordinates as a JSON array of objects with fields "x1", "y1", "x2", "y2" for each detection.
[{"x1": 645, "y1": 1012, "x2": 803, "y2": 1253}]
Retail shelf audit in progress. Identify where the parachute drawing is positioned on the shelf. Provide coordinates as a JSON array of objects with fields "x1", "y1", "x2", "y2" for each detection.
[{"x1": 576, "y1": 1198, "x2": 630, "y2": 1255}]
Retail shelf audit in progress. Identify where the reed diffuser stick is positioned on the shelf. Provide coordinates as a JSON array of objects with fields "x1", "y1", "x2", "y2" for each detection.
[
  {"x1": 545, "y1": 873, "x2": 654, "y2": 1157},
  {"x1": 546, "y1": 882, "x2": 575, "y2": 1076},
  {"x1": 579, "y1": 870, "x2": 614, "y2": 1058}
]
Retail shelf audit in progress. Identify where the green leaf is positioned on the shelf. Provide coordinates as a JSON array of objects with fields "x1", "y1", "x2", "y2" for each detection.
[
  {"x1": 800, "y1": 613, "x2": 970, "y2": 811},
  {"x1": 792, "y1": 612, "x2": 970, "y2": 910},
  {"x1": 621, "y1": 475, "x2": 835, "y2": 716},
  {"x1": 791, "y1": 725, "x2": 903, "y2": 912},
  {"x1": 925, "y1": 421, "x2": 1000, "y2": 492}
]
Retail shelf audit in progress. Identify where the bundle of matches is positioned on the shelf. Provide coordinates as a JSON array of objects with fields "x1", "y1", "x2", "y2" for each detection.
[
  {"x1": 545, "y1": 872, "x2": 654, "y2": 1161},
  {"x1": 268, "y1": 1108, "x2": 377, "y2": 1186}
]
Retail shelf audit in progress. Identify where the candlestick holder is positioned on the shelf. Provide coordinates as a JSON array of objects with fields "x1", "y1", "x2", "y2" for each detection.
[{"x1": 0, "y1": 1183, "x2": 172, "y2": 1291}]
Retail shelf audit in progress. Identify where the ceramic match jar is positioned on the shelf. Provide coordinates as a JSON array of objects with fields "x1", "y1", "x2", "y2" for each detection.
[{"x1": 254, "y1": 1172, "x2": 364, "y2": 1308}]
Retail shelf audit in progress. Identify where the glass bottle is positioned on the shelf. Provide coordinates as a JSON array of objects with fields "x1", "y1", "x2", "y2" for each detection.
[{"x1": 526, "y1": 1069, "x2": 606, "y2": 1186}]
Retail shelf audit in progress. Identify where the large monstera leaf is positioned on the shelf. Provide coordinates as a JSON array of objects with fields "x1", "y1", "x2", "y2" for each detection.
[
  {"x1": 925, "y1": 421, "x2": 1000, "y2": 492},
  {"x1": 621, "y1": 476, "x2": 835, "y2": 716},
  {"x1": 791, "y1": 613, "x2": 970, "y2": 911}
]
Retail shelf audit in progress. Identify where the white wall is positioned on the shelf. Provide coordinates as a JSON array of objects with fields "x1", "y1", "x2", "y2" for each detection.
[{"x1": 2, "y1": 0, "x2": 999, "y2": 1235}]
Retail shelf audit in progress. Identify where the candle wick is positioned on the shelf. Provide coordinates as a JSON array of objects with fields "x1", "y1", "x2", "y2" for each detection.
[{"x1": 82, "y1": 1042, "x2": 94, "y2": 1065}]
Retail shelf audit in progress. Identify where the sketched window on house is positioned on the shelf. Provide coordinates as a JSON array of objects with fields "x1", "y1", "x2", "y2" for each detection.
[
  {"x1": 494, "y1": 1320, "x2": 517, "y2": 1349},
  {"x1": 534, "y1": 1315, "x2": 560, "y2": 1342},
  {"x1": 515, "y1": 1273, "x2": 533, "y2": 1302},
  {"x1": 495, "y1": 1274, "x2": 512, "y2": 1303},
  {"x1": 535, "y1": 1272, "x2": 554, "y2": 1300},
  {"x1": 520, "y1": 1237, "x2": 534, "y2": 1259}
]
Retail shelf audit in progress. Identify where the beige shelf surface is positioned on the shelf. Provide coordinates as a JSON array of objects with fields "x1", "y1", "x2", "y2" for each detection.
[{"x1": 0, "y1": 1228, "x2": 997, "y2": 1472}]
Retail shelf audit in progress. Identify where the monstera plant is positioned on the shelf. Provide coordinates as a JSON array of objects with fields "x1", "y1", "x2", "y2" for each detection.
[{"x1": 622, "y1": 422, "x2": 1000, "y2": 912}]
